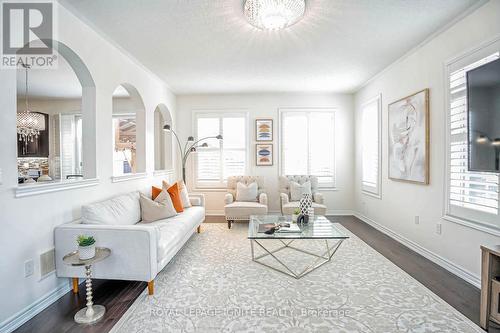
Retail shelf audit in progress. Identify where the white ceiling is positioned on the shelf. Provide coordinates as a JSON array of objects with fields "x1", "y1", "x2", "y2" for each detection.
[{"x1": 55, "y1": 0, "x2": 481, "y2": 95}]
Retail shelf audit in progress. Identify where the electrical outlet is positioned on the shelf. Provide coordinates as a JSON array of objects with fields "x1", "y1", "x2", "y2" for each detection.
[
  {"x1": 414, "y1": 216, "x2": 420, "y2": 225},
  {"x1": 24, "y1": 259, "x2": 34, "y2": 277},
  {"x1": 436, "y1": 223, "x2": 442, "y2": 235}
]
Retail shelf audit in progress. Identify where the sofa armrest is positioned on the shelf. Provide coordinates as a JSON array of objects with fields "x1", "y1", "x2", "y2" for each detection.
[
  {"x1": 55, "y1": 222, "x2": 158, "y2": 282},
  {"x1": 259, "y1": 193, "x2": 268, "y2": 206},
  {"x1": 224, "y1": 193, "x2": 234, "y2": 205},
  {"x1": 313, "y1": 192, "x2": 324, "y2": 205},
  {"x1": 189, "y1": 193, "x2": 205, "y2": 207}
]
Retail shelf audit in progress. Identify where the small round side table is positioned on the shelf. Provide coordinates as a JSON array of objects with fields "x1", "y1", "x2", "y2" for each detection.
[{"x1": 63, "y1": 247, "x2": 111, "y2": 324}]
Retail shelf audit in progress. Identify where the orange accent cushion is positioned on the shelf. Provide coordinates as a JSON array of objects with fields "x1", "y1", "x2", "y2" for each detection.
[
  {"x1": 151, "y1": 186, "x2": 162, "y2": 200},
  {"x1": 166, "y1": 182, "x2": 184, "y2": 213}
]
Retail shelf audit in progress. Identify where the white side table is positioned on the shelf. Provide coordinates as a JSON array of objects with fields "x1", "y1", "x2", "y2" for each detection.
[{"x1": 63, "y1": 247, "x2": 111, "y2": 324}]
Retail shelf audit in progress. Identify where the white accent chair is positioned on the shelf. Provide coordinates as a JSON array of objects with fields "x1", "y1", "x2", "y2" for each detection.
[
  {"x1": 279, "y1": 175, "x2": 327, "y2": 215},
  {"x1": 55, "y1": 191, "x2": 205, "y2": 295},
  {"x1": 224, "y1": 176, "x2": 268, "y2": 229}
]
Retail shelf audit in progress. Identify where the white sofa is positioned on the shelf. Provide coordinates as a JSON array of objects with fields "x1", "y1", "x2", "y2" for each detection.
[
  {"x1": 279, "y1": 175, "x2": 327, "y2": 215},
  {"x1": 54, "y1": 191, "x2": 205, "y2": 295}
]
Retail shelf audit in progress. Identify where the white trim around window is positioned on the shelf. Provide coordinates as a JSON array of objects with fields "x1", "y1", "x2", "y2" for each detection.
[
  {"x1": 278, "y1": 107, "x2": 336, "y2": 189},
  {"x1": 360, "y1": 94, "x2": 382, "y2": 198},
  {"x1": 192, "y1": 110, "x2": 249, "y2": 190},
  {"x1": 443, "y1": 36, "x2": 500, "y2": 232}
]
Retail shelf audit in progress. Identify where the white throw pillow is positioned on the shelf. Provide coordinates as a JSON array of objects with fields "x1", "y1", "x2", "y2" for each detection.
[
  {"x1": 140, "y1": 192, "x2": 177, "y2": 223},
  {"x1": 236, "y1": 182, "x2": 258, "y2": 202},
  {"x1": 290, "y1": 181, "x2": 312, "y2": 201},
  {"x1": 178, "y1": 182, "x2": 191, "y2": 208}
]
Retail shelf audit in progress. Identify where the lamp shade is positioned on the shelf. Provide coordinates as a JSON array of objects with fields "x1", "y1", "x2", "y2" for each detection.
[{"x1": 187, "y1": 136, "x2": 194, "y2": 142}]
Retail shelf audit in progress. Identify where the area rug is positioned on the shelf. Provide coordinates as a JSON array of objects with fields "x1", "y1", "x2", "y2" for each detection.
[{"x1": 109, "y1": 222, "x2": 482, "y2": 333}]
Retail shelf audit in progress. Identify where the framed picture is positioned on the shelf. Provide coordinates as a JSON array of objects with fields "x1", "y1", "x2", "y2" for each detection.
[
  {"x1": 256, "y1": 144, "x2": 273, "y2": 166},
  {"x1": 388, "y1": 89, "x2": 429, "y2": 184},
  {"x1": 256, "y1": 119, "x2": 273, "y2": 141}
]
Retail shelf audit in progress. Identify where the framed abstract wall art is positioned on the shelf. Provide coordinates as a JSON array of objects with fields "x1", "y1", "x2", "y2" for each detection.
[
  {"x1": 256, "y1": 119, "x2": 273, "y2": 141},
  {"x1": 388, "y1": 89, "x2": 429, "y2": 184},
  {"x1": 256, "y1": 144, "x2": 273, "y2": 166}
]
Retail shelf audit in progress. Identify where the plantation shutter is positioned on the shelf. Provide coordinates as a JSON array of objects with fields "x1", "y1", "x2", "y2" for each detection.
[
  {"x1": 195, "y1": 113, "x2": 246, "y2": 187},
  {"x1": 281, "y1": 110, "x2": 335, "y2": 188},
  {"x1": 361, "y1": 97, "x2": 381, "y2": 195},
  {"x1": 448, "y1": 52, "x2": 499, "y2": 219}
]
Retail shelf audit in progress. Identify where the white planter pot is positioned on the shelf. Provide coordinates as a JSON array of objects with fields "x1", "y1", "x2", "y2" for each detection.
[
  {"x1": 292, "y1": 214, "x2": 299, "y2": 223},
  {"x1": 78, "y1": 244, "x2": 96, "y2": 260}
]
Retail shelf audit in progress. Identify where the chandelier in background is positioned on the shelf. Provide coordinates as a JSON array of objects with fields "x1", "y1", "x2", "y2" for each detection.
[
  {"x1": 17, "y1": 64, "x2": 45, "y2": 145},
  {"x1": 244, "y1": 0, "x2": 306, "y2": 30}
]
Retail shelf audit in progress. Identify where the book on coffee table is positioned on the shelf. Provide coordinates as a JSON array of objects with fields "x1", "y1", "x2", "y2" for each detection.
[
  {"x1": 258, "y1": 223, "x2": 276, "y2": 233},
  {"x1": 275, "y1": 223, "x2": 301, "y2": 233}
]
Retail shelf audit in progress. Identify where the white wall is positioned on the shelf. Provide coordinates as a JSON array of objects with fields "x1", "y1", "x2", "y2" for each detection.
[
  {"x1": 176, "y1": 93, "x2": 354, "y2": 215},
  {"x1": 0, "y1": 3, "x2": 176, "y2": 331},
  {"x1": 354, "y1": 0, "x2": 500, "y2": 286}
]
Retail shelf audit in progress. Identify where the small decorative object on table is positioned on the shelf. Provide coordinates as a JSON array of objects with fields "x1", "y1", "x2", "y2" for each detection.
[
  {"x1": 292, "y1": 208, "x2": 301, "y2": 223},
  {"x1": 299, "y1": 193, "x2": 313, "y2": 216},
  {"x1": 77, "y1": 235, "x2": 96, "y2": 260},
  {"x1": 63, "y1": 247, "x2": 111, "y2": 324}
]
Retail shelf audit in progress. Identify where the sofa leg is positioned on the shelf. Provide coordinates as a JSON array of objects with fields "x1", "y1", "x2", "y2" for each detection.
[
  {"x1": 197, "y1": 225, "x2": 201, "y2": 233},
  {"x1": 227, "y1": 220, "x2": 232, "y2": 229},
  {"x1": 147, "y1": 280, "x2": 154, "y2": 295},
  {"x1": 72, "y1": 277, "x2": 79, "y2": 294}
]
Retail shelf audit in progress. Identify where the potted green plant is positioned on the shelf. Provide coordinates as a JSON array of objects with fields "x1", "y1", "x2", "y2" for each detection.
[
  {"x1": 292, "y1": 208, "x2": 301, "y2": 223},
  {"x1": 77, "y1": 235, "x2": 96, "y2": 260}
]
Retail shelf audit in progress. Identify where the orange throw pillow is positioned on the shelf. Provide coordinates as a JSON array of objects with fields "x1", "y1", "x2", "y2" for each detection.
[
  {"x1": 167, "y1": 182, "x2": 184, "y2": 213},
  {"x1": 151, "y1": 186, "x2": 162, "y2": 200}
]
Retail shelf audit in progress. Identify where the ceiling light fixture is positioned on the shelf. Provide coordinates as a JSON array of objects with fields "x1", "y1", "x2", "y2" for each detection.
[
  {"x1": 244, "y1": 0, "x2": 306, "y2": 31},
  {"x1": 17, "y1": 64, "x2": 45, "y2": 146}
]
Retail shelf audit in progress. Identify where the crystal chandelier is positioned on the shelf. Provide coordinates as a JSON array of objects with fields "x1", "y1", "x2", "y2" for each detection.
[
  {"x1": 17, "y1": 64, "x2": 45, "y2": 144},
  {"x1": 244, "y1": 0, "x2": 306, "y2": 30}
]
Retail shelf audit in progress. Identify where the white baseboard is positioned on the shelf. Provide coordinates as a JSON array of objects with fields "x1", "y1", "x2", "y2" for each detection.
[
  {"x1": 353, "y1": 212, "x2": 481, "y2": 288},
  {"x1": 327, "y1": 210, "x2": 355, "y2": 216},
  {"x1": 0, "y1": 281, "x2": 71, "y2": 333}
]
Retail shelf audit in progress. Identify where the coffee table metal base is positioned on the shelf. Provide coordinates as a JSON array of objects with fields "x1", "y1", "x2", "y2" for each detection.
[{"x1": 250, "y1": 239, "x2": 344, "y2": 279}]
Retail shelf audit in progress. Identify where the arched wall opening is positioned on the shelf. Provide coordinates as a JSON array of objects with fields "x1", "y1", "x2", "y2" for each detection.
[
  {"x1": 111, "y1": 83, "x2": 146, "y2": 176},
  {"x1": 154, "y1": 103, "x2": 173, "y2": 171},
  {"x1": 15, "y1": 39, "x2": 96, "y2": 184}
]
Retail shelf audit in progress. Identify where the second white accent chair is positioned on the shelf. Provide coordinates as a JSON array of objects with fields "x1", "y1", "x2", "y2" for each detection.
[
  {"x1": 279, "y1": 175, "x2": 327, "y2": 215},
  {"x1": 224, "y1": 176, "x2": 268, "y2": 229}
]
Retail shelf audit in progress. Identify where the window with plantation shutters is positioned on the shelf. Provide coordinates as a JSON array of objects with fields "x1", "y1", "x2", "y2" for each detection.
[
  {"x1": 280, "y1": 109, "x2": 335, "y2": 188},
  {"x1": 446, "y1": 51, "x2": 499, "y2": 226},
  {"x1": 194, "y1": 113, "x2": 247, "y2": 188},
  {"x1": 361, "y1": 95, "x2": 381, "y2": 197}
]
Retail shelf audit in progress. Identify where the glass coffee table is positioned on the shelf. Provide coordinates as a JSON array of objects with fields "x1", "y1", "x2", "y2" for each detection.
[{"x1": 248, "y1": 215, "x2": 349, "y2": 279}]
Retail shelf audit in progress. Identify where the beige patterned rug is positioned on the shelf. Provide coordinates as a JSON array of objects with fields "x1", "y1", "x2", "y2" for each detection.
[{"x1": 110, "y1": 222, "x2": 482, "y2": 333}]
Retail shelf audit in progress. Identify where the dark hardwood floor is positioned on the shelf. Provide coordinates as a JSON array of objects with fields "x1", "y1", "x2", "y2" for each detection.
[{"x1": 14, "y1": 216, "x2": 493, "y2": 333}]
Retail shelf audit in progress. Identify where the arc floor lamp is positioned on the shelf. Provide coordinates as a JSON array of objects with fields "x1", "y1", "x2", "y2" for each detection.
[{"x1": 163, "y1": 124, "x2": 223, "y2": 183}]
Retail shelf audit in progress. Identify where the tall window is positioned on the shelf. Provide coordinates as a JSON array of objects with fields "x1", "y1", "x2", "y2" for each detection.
[
  {"x1": 446, "y1": 51, "x2": 499, "y2": 226},
  {"x1": 361, "y1": 95, "x2": 381, "y2": 196},
  {"x1": 280, "y1": 109, "x2": 335, "y2": 188},
  {"x1": 195, "y1": 112, "x2": 247, "y2": 188}
]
